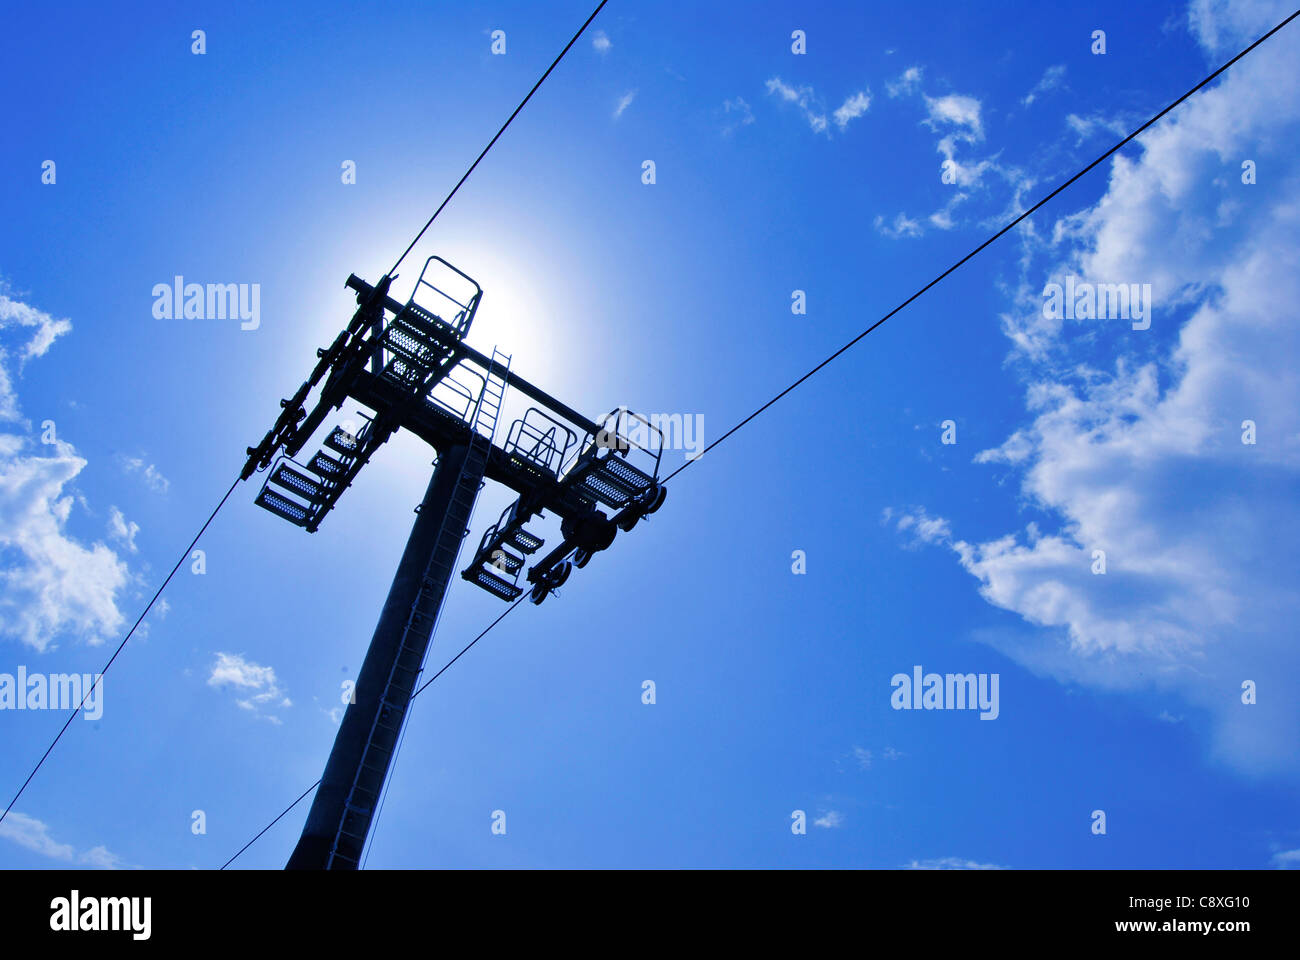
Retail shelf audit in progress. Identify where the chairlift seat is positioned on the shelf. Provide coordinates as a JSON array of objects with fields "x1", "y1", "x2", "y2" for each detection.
[
  {"x1": 254, "y1": 487, "x2": 312, "y2": 527},
  {"x1": 465, "y1": 566, "x2": 524, "y2": 601}
]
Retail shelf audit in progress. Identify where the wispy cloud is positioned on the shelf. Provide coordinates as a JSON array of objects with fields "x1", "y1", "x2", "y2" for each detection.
[
  {"x1": 873, "y1": 213, "x2": 923, "y2": 238},
  {"x1": 927, "y1": 190, "x2": 972, "y2": 230},
  {"x1": 1272, "y1": 849, "x2": 1300, "y2": 869},
  {"x1": 120, "y1": 456, "x2": 169, "y2": 494},
  {"x1": 1064, "y1": 112, "x2": 1130, "y2": 147},
  {"x1": 924, "y1": 94, "x2": 983, "y2": 141},
  {"x1": 765, "y1": 76, "x2": 828, "y2": 134},
  {"x1": 1022, "y1": 64, "x2": 1066, "y2": 107},
  {"x1": 722, "y1": 96, "x2": 755, "y2": 135},
  {"x1": 850, "y1": 744, "x2": 904, "y2": 769},
  {"x1": 813, "y1": 810, "x2": 844, "y2": 828},
  {"x1": 906, "y1": 857, "x2": 1005, "y2": 870},
  {"x1": 592, "y1": 30, "x2": 611, "y2": 54},
  {"x1": 767, "y1": 80, "x2": 871, "y2": 134},
  {"x1": 896, "y1": 508, "x2": 953, "y2": 546},
  {"x1": 832, "y1": 90, "x2": 872, "y2": 131},
  {"x1": 887, "y1": 66, "x2": 923, "y2": 98},
  {"x1": 208, "y1": 652, "x2": 291, "y2": 723},
  {"x1": 0, "y1": 285, "x2": 70, "y2": 384},
  {"x1": 613, "y1": 89, "x2": 637, "y2": 119},
  {"x1": 107, "y1": 506, "x2": 139, "y2": 553},
  {"x1": 0, "y1": 811, "x2": 125, "y2": 869},
  {"x1": 874, "y1": 85, "x2": 1033, "y2": 236},
  {"x1": 0, "y1": 288, "x2": 129, "y2": 651}
]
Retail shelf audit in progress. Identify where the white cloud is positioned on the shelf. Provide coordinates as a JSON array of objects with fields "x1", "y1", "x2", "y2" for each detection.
[
  {"x1": 936, "y1": 138, "x2": 994, "y2": 188},
  {"x1": 79, "y1": 845, "x2": 124, "y2": 869},
  {"x1": 923, "y1": 93, "x2": 999, "y2": 195},
  {"x1": 107, "y1": 506, "x2": 139, "y2": 553},
  {"x1": 120, "y1": 456, "x2": 169, "y2": 494},
  {"x1": 0, "y1": 289, "x2": 129, "y2": 651},
  {"x1": 813, "y1": 810, "x2": 844, "y2": 828},
  {"x1": 0, "y1": 811, "x2": 124, "y2": 868},
  {"x1": 613, "y1": 89, "x2": 637, "y2": 119},
  {"x1": 905, "y1": 857, "x2": 1005, "y2": 870},
  {"x1": 208, "y1": 652, "x2": 291, "y2": 722},
  {"x1": 131, "y1": 596, "x2": 169, "y2": 643},
  {"x1": 848, "y1": 745, "x2": 903, "y2": 770},
  {"x1": 1064, "y1": 114, "x2": 1128, "y2": 148},
  {"x1": 208, "y1": 651, "x2": 275, "y2": 690},
  {"x1": 765, "y1": 77, "x2": 801, "y2": 103},
  {"x1": 896, "y1": 508, "x2": 952, "y2": 545},
  {"x1": 0, "y1": 447, "x2": 130, "y2": 650},
  {"x1": 1022, "y1": 64, "x2": 1067, "y2": 107},
  {"x1": 928, "y1": 190, "x2": 973, "y2": 230},
  {"x1": 876, "y1": 86, "x2": 1031, "y2": 235},
  {"x1": 887, "y1": 66, "x2": 923, "y2": 98},
  {"x1": 0, "y1": 811, "x2": 73, "y2": 860},
  {"x1": 924, "y1": 94, "x2": 984, "y2": 142},
  {"x1": 901, "y1": 0, "x2": 1300, "y2": 775},
  {"x1": 592, "y1": 30, "x2": 611, "y2": 54},
  {"x1": 722, "y1": 96, "x2": 755, "y2": 134},
  {"x1": 0, "y1": 287, "x2": 71, "y2": 380},
  {"x1": 832, "y1": 90, "x2": 872, "y2": 130},
  {"x1": 1187, "y1": 0, "x2": 1289, "y2": 57},
  {"x1": 873, "y1": 213, "x2": 923, "y2": 238},
  {"x1": 765, "y1": 77, "x2": 828, "y2": 134},
  {"x1": 1272, "y1": 848, "x2": 1300, "y2": 869}
]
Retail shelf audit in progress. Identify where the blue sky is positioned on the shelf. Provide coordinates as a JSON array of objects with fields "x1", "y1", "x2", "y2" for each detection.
[{"x1": 1, "y1": 0, "x2": 1297, "y2": 869}]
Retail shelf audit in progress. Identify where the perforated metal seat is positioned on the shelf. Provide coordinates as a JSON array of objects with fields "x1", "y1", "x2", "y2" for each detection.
[
  {"x1": 324, "y1": 427, "x2": 359, "y2": 456},
  {"x1": 254, "y1": 488, "x2": 311, "y2": 526},
  {"x1": 309, "y1": 452, "x2": 345, "y2": 478},
  {"x1": 468, "y1": 566, "x2": 523, "y2": 601},
  {"x1": 271, "y1": 463, "x2": 323, "y2": 500},
  {"x1": 507, "y1": 527, "x2": 544, "y2": 554}
]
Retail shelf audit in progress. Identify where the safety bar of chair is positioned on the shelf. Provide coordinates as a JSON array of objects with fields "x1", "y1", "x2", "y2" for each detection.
[{"x1": 416, "y1": 256, "x2": 483, "y2": 307}]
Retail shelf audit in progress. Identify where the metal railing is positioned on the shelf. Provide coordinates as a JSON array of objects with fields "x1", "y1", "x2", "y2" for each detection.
[{"x1": 504, "y1": 407, "x2": 578, "y2": 477}]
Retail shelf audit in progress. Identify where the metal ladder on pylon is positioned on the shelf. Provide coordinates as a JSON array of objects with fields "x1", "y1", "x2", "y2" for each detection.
[{"x1": 326, "y1": 349, "x2": 511, "y2": 869}]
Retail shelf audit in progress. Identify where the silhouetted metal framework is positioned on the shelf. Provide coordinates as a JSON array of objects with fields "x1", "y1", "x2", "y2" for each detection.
[{"x1": 240, "y1": 257, "x2": 666, "y2": 869}]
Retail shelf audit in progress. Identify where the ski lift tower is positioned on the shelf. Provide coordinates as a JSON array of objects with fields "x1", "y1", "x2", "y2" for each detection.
[{"x1": 240, "y1": 257, "x2": 667, "y2": 869}]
